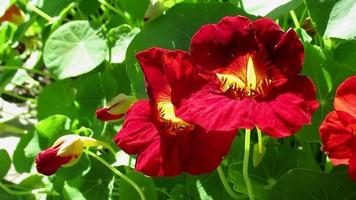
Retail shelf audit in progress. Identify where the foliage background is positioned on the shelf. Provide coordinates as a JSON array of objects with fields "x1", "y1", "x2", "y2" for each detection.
[{"x1": 1, "y1": 0, "x2": 356, "y2": 199}]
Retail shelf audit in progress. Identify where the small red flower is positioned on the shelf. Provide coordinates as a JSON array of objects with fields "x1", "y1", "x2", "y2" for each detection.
[
  {"x1": 114, "y1": 48, "x2": 236, "y2": 176},
  {"x1": 320, "y1": 76, "x2": 356, "y2": 179},
  {"x1": 36, "y1": 135, "x2": 98, "y2": 176},
  {"x1": 176, "y1": 16, "x2": 319, "y2": 138}
]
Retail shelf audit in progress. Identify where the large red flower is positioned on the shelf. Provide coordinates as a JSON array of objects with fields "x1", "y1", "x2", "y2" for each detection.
[
  {"x1": 176, "y1": 16, "x2": 319, "y2": 138},
  {"x1": 320, "y1": 76, "x2": 356, "y2": 180},
  {"x1": 114, "y1": 48, "x2": 236, "y2": 176}
]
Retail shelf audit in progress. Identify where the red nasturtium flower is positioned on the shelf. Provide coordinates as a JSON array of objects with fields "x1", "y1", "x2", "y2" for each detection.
[
  {"x1": 36, "y1": 135, "x2": 98, "y2": 176},
  {"x1": 114, "y1": 48, "x2": 236, "y2": 176},
  {"x1": 96, "y1": 94, "x2": 137, "y2": 121},
  {"x1": 176, "y1": 16, "x2": 319, "y2": 137},
  {"x1": 320, "y1": 76, "x2": 356, "y2": 179}
]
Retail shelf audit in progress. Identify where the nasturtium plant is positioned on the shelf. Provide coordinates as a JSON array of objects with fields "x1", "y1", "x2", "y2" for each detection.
[{"x1": 1, "y1": 0, "x2": 356, "y2": 200}]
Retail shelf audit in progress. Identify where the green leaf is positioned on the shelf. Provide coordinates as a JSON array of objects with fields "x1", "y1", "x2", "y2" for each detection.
[
  {"x1": 35, "y1": 115, "x2": 71, "y2": 140},
  {"x1": 228, "y1": 142, "x2": 320, "y2": 200},
  {"x1": 118, "y1": 0, "x2": 150, "y2": 22},
  {"x1": 126, "y1": 2, "x2": 248, "y2": 98},
  {"x1": 37, "y1": 79, "x2": 77, "y2": 120},
  {"x1": 78, "y1": 0, "x2": 100, "y2": 16},
  {"x1": 13, "y1": 131, "x2": 36, "y2": 173},
  {"x1": 118, "y1": 170, "x2": 157, "y2": 200},
  {"x1": 242, "y1": 0, "x2": 302, "y2": 18},
  {"x1": 107, "y1": 24, "x2": 140, "y2": 63},
  {"x1": 56, "y1": 154, "x2": 91, "y2": 180},
  {"x1": 305, "y1": 0, "x2": 337, "y2": 35},
  {"x1": 63, "y1": 153, "x2": 114, "y2": 200},
  {"x1": 43, "y1": 21, "x2": 108, "y2": 79},
  {"x1": 268, "y1": 169, "x2": 356, "y2": 200},
  {"x1": 74, "y1": 71, "x2": 118, "y2": 135},
  {"x1": 324, "y1": 0, "x2": 356, "y2": 40},
  {"x1": 32, "y1": 0, "x2": 73, "y2": 18},
  {"x1": 0, "y1": 149, "x2": 11, "y2": 179},
  {"x1": 334, "y1": 41, "x2": 356, "y2": 67}
]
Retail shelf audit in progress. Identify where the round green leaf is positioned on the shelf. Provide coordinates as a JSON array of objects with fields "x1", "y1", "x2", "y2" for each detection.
[
  {"x1": 268, "y1": 169, "x2": 356, "y2": 200},
  {"x1": 0, "y1": 149, "x2": 11, "y2": 179},
  {"x1": 242, "y1": 0, "x2": 302, "y2": 18},
  {"x1": 43, "y1": 21, "x2": 108, "y2": 79}
]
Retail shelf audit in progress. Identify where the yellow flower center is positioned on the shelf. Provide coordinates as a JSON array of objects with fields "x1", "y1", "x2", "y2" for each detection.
[
  {"x1": 157, "y1": 101, "x2": 194, "y2": 135},
  {"x1": 217, "y1": 55, "x2": 271, "y2": 99}
]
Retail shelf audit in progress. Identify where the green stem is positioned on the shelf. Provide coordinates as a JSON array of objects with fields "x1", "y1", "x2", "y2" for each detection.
[
  {"x1": 217, "y1": 166, "x2": 246, "y2": 199},
  {"x1": 289, "y1": 10, "x2": 300, "y2": 28},
  {"x1": 243, "y1": 129, "x2": 254, "y2": 200},
  {"x1": 1, "y1": 91, "x2": 35, "y2": 103},
  {"x1": 27, "y1": 3, "x2": 54, "y2": 23},
  {"x1": 84, "y1": 150, "x2": 145, "y2": 200},
  {"x1": 95, "y1": 140, "x2": 117, "y2": 156},
  {"x1": 0, "y1": 66, "x2": 56, "y2": 79},
  {"x1": 257, "y1": 128, "x2": 263, "y2": 154}
]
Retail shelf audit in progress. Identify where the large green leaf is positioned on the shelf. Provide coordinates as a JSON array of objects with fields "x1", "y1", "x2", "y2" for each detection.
[
  {"x1": 0, "y1": 149, "x2": 11, "y2": 179},
  {"x1": 334, "y1": 41, "x2": 356, "y2": 67},
  {"x1": 268, "y1": 169, "x2": 356, "y2": 200},
  {"x1": 118, "y1": 170, "x2": 157, "y2": 200},
  {"x1": 126, "y1": 2, "x2": 248, "y2": 98},
  {"x1": 118, "y1": 0, "x2": 150, "y2": 23},
  {"x1": 107, "y1": 24, "x2": 140, "y2": 63},
  {"x1": 227, "y1": 140, "x2": 320, "y2": 200},
  {"x1": 63, "y1": 152, "x2": 114, "y2": 200},
  {"x1": 242, "y1": 0, "x2": 302, "y2": 18},
  {"x1": 35, "y1": 115, "x2": 71, "y2": 140},
  {"x1": 37, "y1": 79, "x2": 77, "y2": 120},
  {"x1": 43, "y1": 21, "x2": 108, "y2": 79},
  {"x1": 306, "y1": 0, "x2": 356, "y2": 39},
  {"x1": 323, "y1": 0, "x2": 356, "y2": 40}
]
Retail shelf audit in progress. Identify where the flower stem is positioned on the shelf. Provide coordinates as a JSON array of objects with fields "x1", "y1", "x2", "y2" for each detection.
[
  {"x1": 95, "y1": 140, "x2": 117, "y2": 156},
  {"x1": 0, "y1": 181, "x2": 34, "y2": 195},
  {"x1": 0, "y1": 65, "x2": 56, "y2": 79},
  {"x1": 243, "y1": 129, "x2": 254, "y2": 200},
  {"x1": 84, "y1": 150, "x2": 146, "y2": 200},
  {"x1": 257, "y1": 128, "x2": 263, "y2": 154},
  {"x1": 27, "y1": 3, "x2": 54, "y2": 23},
  {"x1": 289, "y1": 10, "x2": 300, "y2": 28},
  {"x1": 217, "y1": 165, "x2": 246, "y2": 199}
]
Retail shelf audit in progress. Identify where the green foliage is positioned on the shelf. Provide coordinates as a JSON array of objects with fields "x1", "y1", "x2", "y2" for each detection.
[
  {"x1": 268, "y1": 169, "x2": 356, "y2": 200},
  {"x1": 0, "y1": 149, "x2": 11, "y2": 179},
  {"x1": 43, "y1": 21, "x2": 108, "y2": 79}
]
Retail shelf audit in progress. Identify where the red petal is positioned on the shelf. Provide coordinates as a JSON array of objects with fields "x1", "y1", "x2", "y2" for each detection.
[
  {"x1": 348, "y1": 153, "x2": 356, "y2": 180},
  {"x1": 135, "y1": 127, "x2": 236, "y2": 176},
  {"x1": 35, "y1": 147, "x2": 72, "y2": 176},
  {"x1": 255, "y1": 76, "x2": 319, "y2": 137},
  {"x1": 190, "y1": 16, "x2": 253, "y2": 71},
  {"x1": 177, "y1": 85, "x2": 254, "y2": 132},
  {"x1": 136, "y1": 136, "x2": 184, "y2": 176},
  {"x1": 136, "y1": 48, "x2": 171, "y2": 102},
  {"x1": 250, "y1": 18, "x2": 284, "y2": 52},
  {"x1": 95, "y1": 108, "x2": 124, "y2": 121},
  {"x1": 114, "y1": 100, "x2": 160, "y2": 154},
  {"x1": 334, "y1": 76, "x2": 356, "y2": 119},
  {"x1": 330, "y1": 158, "x2": 349, "y2": 166},
  {"x1": 162, "y1": 50, "x2": 196, "y2": 84},
  {"x1": 320, "y1": 111, "x2": 354, "y2": 159},
  {"x1": 184, "y1": 127, "x2": 236, "y2": 174},
  {"x1": 271, "y1": 29, "x2": 304, "y2": 77}
]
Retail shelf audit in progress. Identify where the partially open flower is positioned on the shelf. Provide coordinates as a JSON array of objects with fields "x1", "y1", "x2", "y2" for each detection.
[
  {"x1": 320, "y1": 76, "x2": 356, "y2": 180},
  {"x1": 96, "y1": 94, "x2": 137, "y2": 121},
  {"x1": 0, "y1": 4, "x2": 25, "y2": 25},
  {"x1": 35, "y1": 135, "x2": 98, "y2": 176}
]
